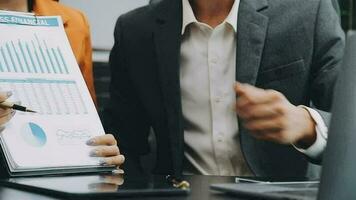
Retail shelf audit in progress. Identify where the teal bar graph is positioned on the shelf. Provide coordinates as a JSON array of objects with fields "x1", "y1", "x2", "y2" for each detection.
[
  {"x1": 11, "y1": 41, "x2": 24, "y2": 73},
  {"x1": 0, "y1": 47, "x2": 11, "y2": 72},
  {"x1": 0, "y1": 58, "x2": 3, "y2": 72},
  {"x1": 43, "y1": 39, "x2": 57, "y2": 74},
  {"x1": 0, "y1": 34, "x2": 70, "y2": 74},
  {"x1": 52, "y1": 48, "x2": 63, "y2": 74},
  {"x1": 18, "y1": 40, "x2": 31, "y2": 73},
  {"x1": 31, "y1": 41, "x2": 44, "y2": 74},
  {"x1": 5, "y1": 43, "x2": 18, "y2": 72},
  {"x1": 25, "y1": 43, "x2": 38, "y2": 73},
  {"x1": 57, "y1": 47, "x2": 69, "y2": 74},
  {"x1": 35, "y1": 34, "x2": 51, "y2": 74}
]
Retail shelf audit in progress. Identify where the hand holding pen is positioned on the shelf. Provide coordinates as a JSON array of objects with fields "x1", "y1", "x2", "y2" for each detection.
[
  {"x1": 0, "y1": 100, "x2": 36, "y2": 113},
  {"x1": 0, "y1": 91, "x2": 36, "y2": 127},
  {"x1": 0, "y1": 91, "x2": 17, "y2": 127}
]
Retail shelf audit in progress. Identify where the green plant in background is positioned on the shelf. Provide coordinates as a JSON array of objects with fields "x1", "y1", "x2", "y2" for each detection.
[{"x1": 339, "y1": 0, "x2": 355, "y2": 30}]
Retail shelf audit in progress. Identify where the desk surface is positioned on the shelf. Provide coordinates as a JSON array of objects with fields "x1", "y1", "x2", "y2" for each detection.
[{"x1": 0, "y1": 175, "x2": 250, "y2": 200}]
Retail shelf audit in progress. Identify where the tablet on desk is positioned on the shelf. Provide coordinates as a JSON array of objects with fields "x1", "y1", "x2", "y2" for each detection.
[
  {"x1": 210, "y1": 177, "x2": 319, "y2": 200},
  {"x1": 0, "y1": 174, "x2": 190, "y2": 199}
]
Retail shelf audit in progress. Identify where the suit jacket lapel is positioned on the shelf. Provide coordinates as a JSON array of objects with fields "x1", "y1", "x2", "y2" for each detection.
[
  {"x1": 236, "y1": 0, "x2": 270, "y2": 175},
  {"x1": 153, "y1": 0, "x2": 184, "y2": 176},
  {"x1": 236, "y1": 0, "x2": 269, "y2": 85}
]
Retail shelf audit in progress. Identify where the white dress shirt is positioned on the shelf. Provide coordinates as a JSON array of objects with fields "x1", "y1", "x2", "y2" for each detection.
[{"x1": 180, "y1": 0, "x2": 327, "y2": 176}]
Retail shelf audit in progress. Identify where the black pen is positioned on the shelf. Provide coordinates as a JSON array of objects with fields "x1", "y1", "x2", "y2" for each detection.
[{"x1": 0, "y1": 101, "x2": 37, "y2": 113}]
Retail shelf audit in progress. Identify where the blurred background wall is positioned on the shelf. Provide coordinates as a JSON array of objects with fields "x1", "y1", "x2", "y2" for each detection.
[{"x1": 61, "y1": 0, "x2": 149, "y2": 62}]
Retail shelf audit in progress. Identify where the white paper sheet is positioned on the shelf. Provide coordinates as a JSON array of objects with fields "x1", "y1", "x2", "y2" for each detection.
[{"x1": 0, "y1": 11, "x2": 105, "y2": 170}]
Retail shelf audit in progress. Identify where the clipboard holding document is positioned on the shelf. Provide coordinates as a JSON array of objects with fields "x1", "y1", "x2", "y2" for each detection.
[{"x1": 0, "y1": 11, "x2": 113, "y2": 176}]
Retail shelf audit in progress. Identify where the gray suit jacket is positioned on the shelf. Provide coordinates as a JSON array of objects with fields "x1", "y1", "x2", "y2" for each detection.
[{"x1": 104, "y1": 0, "x2": 345, "y2": 177}]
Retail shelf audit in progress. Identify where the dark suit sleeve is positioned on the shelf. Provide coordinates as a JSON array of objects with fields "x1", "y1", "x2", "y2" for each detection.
[
  {"x1": 103, "y1": 17, "x2": 151, "y2": 173},
  {"x1": 307, "y1": 0, "x2": 345, "y2": 163}
]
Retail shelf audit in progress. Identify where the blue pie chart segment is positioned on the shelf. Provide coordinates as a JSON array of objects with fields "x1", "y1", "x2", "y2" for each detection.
[{"x1": 22, "y1": 122, "x2": 47, "y2": 147}]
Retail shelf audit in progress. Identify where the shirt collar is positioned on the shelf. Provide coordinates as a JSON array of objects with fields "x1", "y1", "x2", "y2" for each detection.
[
  {"x1": 181, "y1": 0, "x2": 198, "y2": 35},
  {"x1": 225, "y1": 0, "x2": 239, "y2": 32},
  {"x1": 181, "y1": 0, "x2": 240, "y2": 35}
]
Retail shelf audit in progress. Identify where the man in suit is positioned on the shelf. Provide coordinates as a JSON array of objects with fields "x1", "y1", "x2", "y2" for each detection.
[{"x1": 104, "y1": 0, "x2": 344, "y2": 177}]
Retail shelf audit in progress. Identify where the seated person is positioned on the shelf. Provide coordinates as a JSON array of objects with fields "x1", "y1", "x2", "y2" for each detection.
[
  {"x1": 0, "y1": 0, "x2": 124, "y2": 171},
  {"x1": 104, "y1": 0, "x2": 344, "y2": 176}
]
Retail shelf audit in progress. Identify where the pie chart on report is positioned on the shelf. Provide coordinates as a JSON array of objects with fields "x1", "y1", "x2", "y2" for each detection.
[{"x1": 21, "y1": 122, "x2": 47, "y2": 147}]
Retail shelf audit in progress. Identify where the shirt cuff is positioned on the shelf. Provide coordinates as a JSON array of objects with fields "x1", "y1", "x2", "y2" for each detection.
[{"x1": 293, "y1": 106, "x2": 328, "y2": 159}]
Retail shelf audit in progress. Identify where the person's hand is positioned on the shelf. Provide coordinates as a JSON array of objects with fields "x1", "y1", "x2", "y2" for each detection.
[
  {"x1": 89, "y1": 174, "x2": 124, "y2": 192},
  {"x1": 235, "y1": 82, "x2": 316, "y2": 148},
  {"x1": 0, "y1": 91, "x2": 15, "y2": 128},
  {"x1": 86, "y1": 134, "x2": 125, "y2": 172}
]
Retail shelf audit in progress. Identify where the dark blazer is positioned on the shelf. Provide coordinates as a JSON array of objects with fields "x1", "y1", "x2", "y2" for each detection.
[{"x1": 104, "y1": 0, "x2": 345, "y2": 177}]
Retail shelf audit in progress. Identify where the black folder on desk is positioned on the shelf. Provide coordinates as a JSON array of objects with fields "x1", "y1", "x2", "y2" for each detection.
[{"x1": 0, "y1": 174, "x2": 190, "y2": 199}]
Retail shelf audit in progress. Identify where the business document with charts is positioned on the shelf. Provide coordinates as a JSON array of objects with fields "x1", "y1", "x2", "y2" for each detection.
[{"x1": 0, "y1": 11, "x2": 109, "y2": 176}]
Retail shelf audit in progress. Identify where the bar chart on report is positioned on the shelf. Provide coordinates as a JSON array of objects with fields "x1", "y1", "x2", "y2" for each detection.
[
  {"x1": 0, "y1": 34, "x2": 70, "y2": 74},
  {"x1": 0, "y1": 79, "x2": 88, "y2": 115}
]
